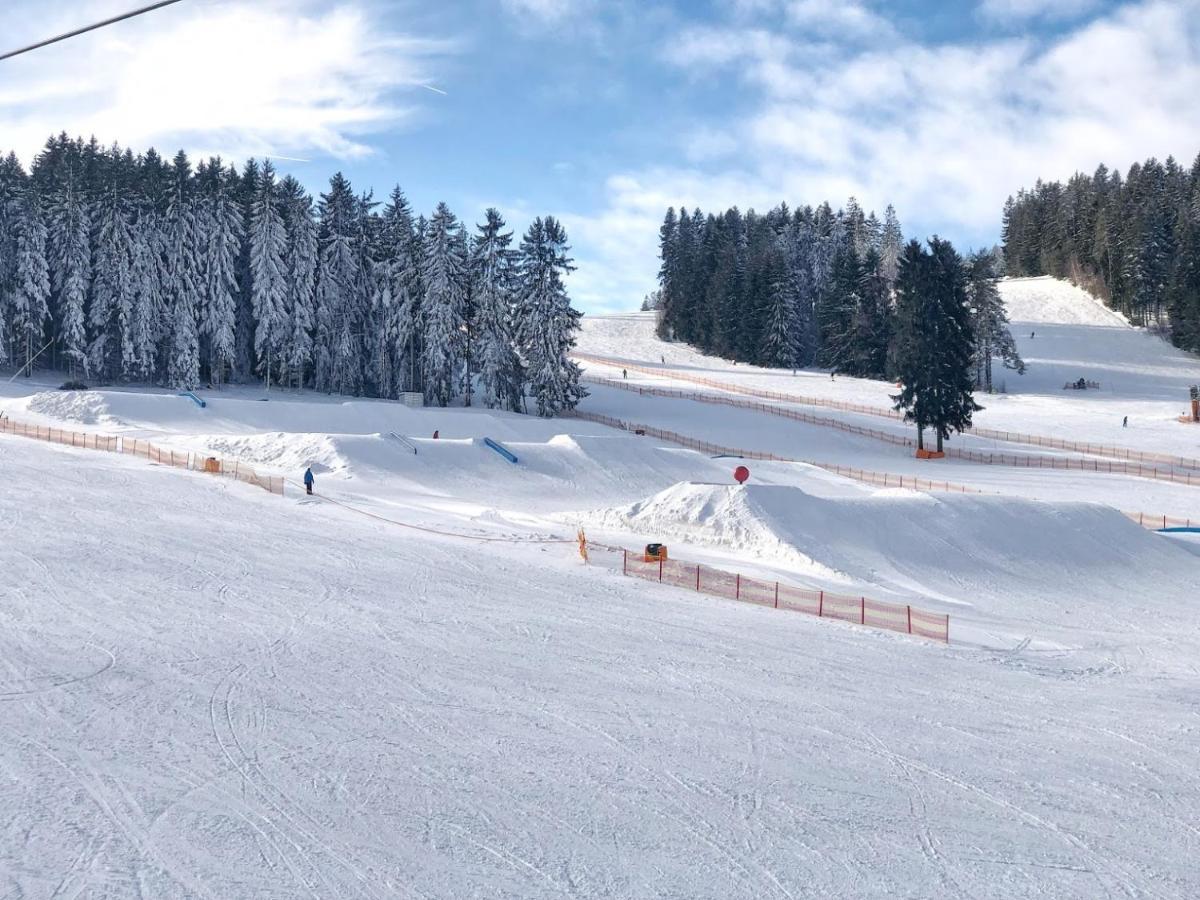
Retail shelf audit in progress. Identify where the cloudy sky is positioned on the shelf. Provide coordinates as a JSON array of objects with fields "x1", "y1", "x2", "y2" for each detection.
[{"x1": 2, "y1": 0, "x2": 1198, "y2": 311}]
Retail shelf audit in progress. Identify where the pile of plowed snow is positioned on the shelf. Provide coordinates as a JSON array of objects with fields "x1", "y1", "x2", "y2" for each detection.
[
  {"x1": 589, "y1": 482, "x2": 1197, "y2": 617},
  {"x1": 24, "y1": 390, "x2": 112, "y2": 425}
]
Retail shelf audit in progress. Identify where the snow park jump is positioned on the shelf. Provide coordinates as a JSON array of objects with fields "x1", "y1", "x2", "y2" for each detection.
[
  {"x1": 178, "y1": 391, "x2": 206, "y2": 409},
  {"x1": 484, "y1": 436, "x2": 519, "y2": 464}
]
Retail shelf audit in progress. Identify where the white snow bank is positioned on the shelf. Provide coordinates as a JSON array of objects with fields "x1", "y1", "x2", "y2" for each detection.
[
  {"x1": 24, "y1": 390, "x2": 112, "y2": 425},
  {"x1": 1000, "y1": 276, "x2": 1130, "y2": 327},
  {"x1": 587, "y1": 482, "x2": 1197, "y2": 618}
]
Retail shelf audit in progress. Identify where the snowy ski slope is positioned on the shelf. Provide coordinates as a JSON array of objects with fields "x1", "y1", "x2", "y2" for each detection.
[{"x1": 1, "y1": 275, "x2": 1198, "y2": 897}]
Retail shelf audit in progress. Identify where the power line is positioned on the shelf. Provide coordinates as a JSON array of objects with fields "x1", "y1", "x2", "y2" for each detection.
[{"x1": 0, "y1": 0, "x2": 187, "y2": 63}]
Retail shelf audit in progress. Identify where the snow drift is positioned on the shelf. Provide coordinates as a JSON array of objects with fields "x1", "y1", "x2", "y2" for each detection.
[{"x1": 590, "y1": 482, "x2": 1197, "y2": 616}]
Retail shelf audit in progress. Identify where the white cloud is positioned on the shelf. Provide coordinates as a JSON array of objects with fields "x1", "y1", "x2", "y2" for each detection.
[
  {"x1": 500, "y1": 0, "x2": 591, "y2": 24},
  {"x1": 979, "y1": 0, "x2": 1101, "y2": 21},
  {"x1": 785, "y1": 0, "x2": 895, "y2": 38},
  {"x1": 568, "y1": 0, "x2": 1200, "y2": 312},
  {"x1": 0, "y1": 0, "x2": 453, "y2": 164}
]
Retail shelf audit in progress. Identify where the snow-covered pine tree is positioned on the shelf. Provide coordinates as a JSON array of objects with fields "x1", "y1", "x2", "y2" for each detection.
[
  {"x1": 199, "y1": 166, "x2": 241, "y2": 387},
  {"x1": 880, "y1": 204, "x2": 903, "y2": 287},
  {"x1": 514, "y1": 216, "x2": 585, "y2": 417},
  {"x1": 967, "y1": 250, "x2": 1024, "y2": 392},
  {"x1": 47, "y1": 171, "x2": 91, "y2": 377},
  {"x1": 0, "y1": 152, "x2": 30, "y2": 367},
  {"x1": 163, "y1": 152, "x2": 202, "y2": 389},
  {"x1": 10, "y1": 190, "x2": 51, "y2": 376},
  {"x1": 420, "y1": 202, "x2": 467, "y2": 407},
  {"x1": 313, "y1": 173, "x2": 360, "y2": 393},
  {"x1": 249, "y1": 162, "x2": 289, "y2": 390},
  {"x1": 128, "y1": 212, "x2": 164, "y2": 380},
  {"x1": 378, "y1": 187, "x2": 422, "y2": 396},
  {"x1": 471, "y1": 208, "x2": 522, "y2": 410},
  {"x1": 89, "y1": 184, "x2": 135, "y2": 380},
  {"x1": 282, "y1": 177, "x2": 316, "y2": 390}
]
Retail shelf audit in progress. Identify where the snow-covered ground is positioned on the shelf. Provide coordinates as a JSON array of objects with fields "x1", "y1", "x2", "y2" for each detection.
[{"x1": 2, "y1": 276, "x2": 1199, "y2": 896}]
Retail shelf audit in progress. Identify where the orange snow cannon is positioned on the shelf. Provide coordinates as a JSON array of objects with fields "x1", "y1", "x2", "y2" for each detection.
[{"x1": 644, "y1": 543, "x2": 668, "y2": 563}]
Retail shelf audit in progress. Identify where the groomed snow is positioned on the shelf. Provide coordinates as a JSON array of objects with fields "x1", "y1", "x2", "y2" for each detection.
[
  {"x1": 4, "y1": 428, "x2": 1200, "y2": 898},
  {"x1": 2, "y1": 275, "x2": 1199, "y2": 896}
]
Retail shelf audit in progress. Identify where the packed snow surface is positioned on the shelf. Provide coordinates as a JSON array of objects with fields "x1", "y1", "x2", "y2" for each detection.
[{"x1": 2, "y1": 275, "x2": 1199, "y2": 896}]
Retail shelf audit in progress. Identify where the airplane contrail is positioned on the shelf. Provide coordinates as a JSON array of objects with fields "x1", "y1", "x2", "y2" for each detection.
[
  {"x1": 420, "y1": 83, "x2": 448, "y2": 96},
  {"x1": 0, "y1": 0, "x2": 187, "y2": 62}
]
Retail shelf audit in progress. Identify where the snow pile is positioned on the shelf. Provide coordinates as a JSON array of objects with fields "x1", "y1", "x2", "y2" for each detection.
[
  {"x1": 1000, "y1": 276, "x2": 1129, "y2": 327},
  {"x1": 25, "y1": 390, "x2": 112, "y2": 426},
  {"x1": 589, "y1": 482, "x2": 1197, "y2": 614}
]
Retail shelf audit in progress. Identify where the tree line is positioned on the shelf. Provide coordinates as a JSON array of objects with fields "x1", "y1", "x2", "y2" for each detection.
[
  {"x1": 0, "y1": 134, "x2": 585, "y2": 416},
  {"x1": 1002, "y1": 152, "x2": 1200, "y2": 351},
  {"x1": 656, "y1": 199, "x2": 1023, "y2": 395}
]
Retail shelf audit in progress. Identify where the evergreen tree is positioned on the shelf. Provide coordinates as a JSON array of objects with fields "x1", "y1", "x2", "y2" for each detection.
[
  {"x1": 314, "y1": 173, "x2": 360, "y2": 394},
  {"x1": 514, "y1": 216, "x2": 585, "y2": 416},
  {"x1": 89, "y1": 184, "x2": 135, "y2": 379},
  {"x1": 249, "y1": 161, "x2": 289, "y2": 389},
  {"x1": 420, "y1": 202, "x2": 467, "y2": 407},
  {"x1": 890, "y1": 238, "x2": 979, "y2": 452},
  {"x1": 967, "y1": 250, "x2": 1024, "y2": 392},
  {"x1": 200, "y1": 165, "x2": 242, "y2": 386},
  {"x1": 163, "y1": 152, "x2": 201, "y2": 388},
  {"x1": 10, "y1": 192, "x2": 51, "y2": 375},
  {"x1": 282, "y1": 177, "x2": 317, "y2": 389},
  {"x1": 46, "y1": 171, "x2": 90, "y2": 376},
  {"x1": 472, "y1": 208, "x2": 523, "y2": 410}
]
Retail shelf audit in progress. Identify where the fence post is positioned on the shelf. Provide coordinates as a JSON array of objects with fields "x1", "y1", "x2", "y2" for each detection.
[
  {"x1": 736, "y1": 573, "x2": 741, "y2": 600},
  {"x1": 907, "y1": 605, "x2": 912, "y2": 634},
  {"x1": 696, "y1": 565, "x2": 701, "y2": 591},
  {"x1": 774, "y1": 582, "x2": 779, "y2": 609},
  {"x1": 818, "y1": 590, "x2": 824, "y2": 617},
  {"x1": 622, "y1": 549, "x2": 627, "y2": 575},
  {"x1": 658, "y1": 557, "x2": 663, "y2": 582},
  {"x1": 860, "y1": 597, "x2": 866, "y2": 625}
]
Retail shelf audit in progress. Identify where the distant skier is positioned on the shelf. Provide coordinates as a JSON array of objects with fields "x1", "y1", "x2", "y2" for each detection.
[
  {"x1": 1031, "y1": 330, "x2": 1036, "y2": 339},
  {"x1": 303, "y1": 467, "x2": 315, "y2": 496},
  {"x1": 1123, "y1": 416, "x2": 1128, "y2": 428},
  {"x1": 622, "y1": 368, "x2": 628, "y2": 379},
  {"x1": 433, "y1": 430, "x2": 439, "y2": 440}
]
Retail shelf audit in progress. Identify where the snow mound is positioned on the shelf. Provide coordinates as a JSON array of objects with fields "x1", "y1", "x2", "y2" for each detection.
[
  {"x1": 1000, "y1": 276, "x2": 1130, "y2": 327},
  {"x1": 25, "y1": 390, "x2": 112, "y2": 426},
  {"x1": 589, "y1": 482, "x2": 1197, "y2": 612},
  {"x1": 197, "y1": 432, "x2": 347, "y2": 475}
]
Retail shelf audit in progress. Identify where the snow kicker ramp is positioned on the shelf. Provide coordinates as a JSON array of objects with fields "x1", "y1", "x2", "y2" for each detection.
[{"x1": 595, "y1": 482, "x2": 1196, "y2": 627}]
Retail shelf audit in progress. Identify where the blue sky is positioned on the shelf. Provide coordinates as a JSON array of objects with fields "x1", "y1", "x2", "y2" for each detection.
[{"x1": 2, "y1": 0, "x2": 1198, "y2": 311}]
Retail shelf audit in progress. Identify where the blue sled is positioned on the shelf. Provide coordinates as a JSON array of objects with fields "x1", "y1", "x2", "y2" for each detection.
[
  {"x1": 483, "y1": 437, "x2": 518, "y2": 464},
  {"x1": 179, "y1": 391, "x2": 207, "y2": 409}
]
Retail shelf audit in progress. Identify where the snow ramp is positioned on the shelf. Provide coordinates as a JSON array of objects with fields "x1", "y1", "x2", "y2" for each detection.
[{"x1": 592, "y1": 482, "x2": 1197, "y2": 630}]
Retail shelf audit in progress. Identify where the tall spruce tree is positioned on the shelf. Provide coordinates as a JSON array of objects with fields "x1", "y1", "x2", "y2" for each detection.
[
  {"x1": 514, "y1": 216, "x2": 585, "y2": 416},
  {"x1": 249, "y1": 162, "x2": 289, "y2": 389},
  {"x1": 420, "y1": 202, "x2": 467, "y2": 407},
  {"x1": 891, "y1": 238, "x2": 979, "y2": 452},
  {"x1": 472, "y1": 208, "x2": 522, "y2": 410},
  {"x1": 966, "y1": 250, "x2": 1024, "y2": 392}
]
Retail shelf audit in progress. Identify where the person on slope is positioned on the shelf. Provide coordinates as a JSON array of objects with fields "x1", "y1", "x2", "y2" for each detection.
[
  {"x1": 1123, "y1": 416, "x2": 1128, "y2": 428},
  {"x1": 304, "y1": 467, "x2": 315, "y2": 496},
  {"x1": 623, "y1": 368, "x2": 628, "y2": 379}
]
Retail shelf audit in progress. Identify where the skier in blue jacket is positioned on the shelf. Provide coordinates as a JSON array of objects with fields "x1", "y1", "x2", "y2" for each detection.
[{"x1": 304, "y1": 467, "x2": 315, "y2": 495}]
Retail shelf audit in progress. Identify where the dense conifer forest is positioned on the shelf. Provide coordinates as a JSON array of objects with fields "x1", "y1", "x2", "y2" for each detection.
[
  {"x1": 0, "y1": 134, "x2": 585, "y2": 416},
  {"x1": 1002, "y1": 152, "x2": 1200, "y2": 352}
]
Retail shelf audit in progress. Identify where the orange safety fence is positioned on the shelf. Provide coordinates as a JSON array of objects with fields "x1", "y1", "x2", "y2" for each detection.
[
  {"x1": 0, "y1": 414, "x2": 283, "y2": 495},
  {"x1": 575, "y1": 353, "x2": 1200, "y2": 473},
  {"x1": 583, "y1": 374, "x2": 1200, "y2": 487},
  {"x1": 611, "y1": 546, "x2": 950, "y2": 643}
]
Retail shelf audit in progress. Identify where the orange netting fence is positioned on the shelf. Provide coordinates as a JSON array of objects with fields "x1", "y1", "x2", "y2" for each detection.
[
  {"x1": 567, "y1": 408, "x2": 978, "y2": 494},
  {"x1": 0, "y1": 415, "x2": 284, "y2": 495},
  {"x1": 576, "y1": 353, "x2": 1200, "y2": 473},
  {"x1": 569, "y1": 409, "x2": 1195, "y2": 533},
  {"x1": 610, "y1": 547, "x2": 950, "y2": 643},
  {"x1": 583, "y1": 375, "x2": 1200, "y2": 487}
]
